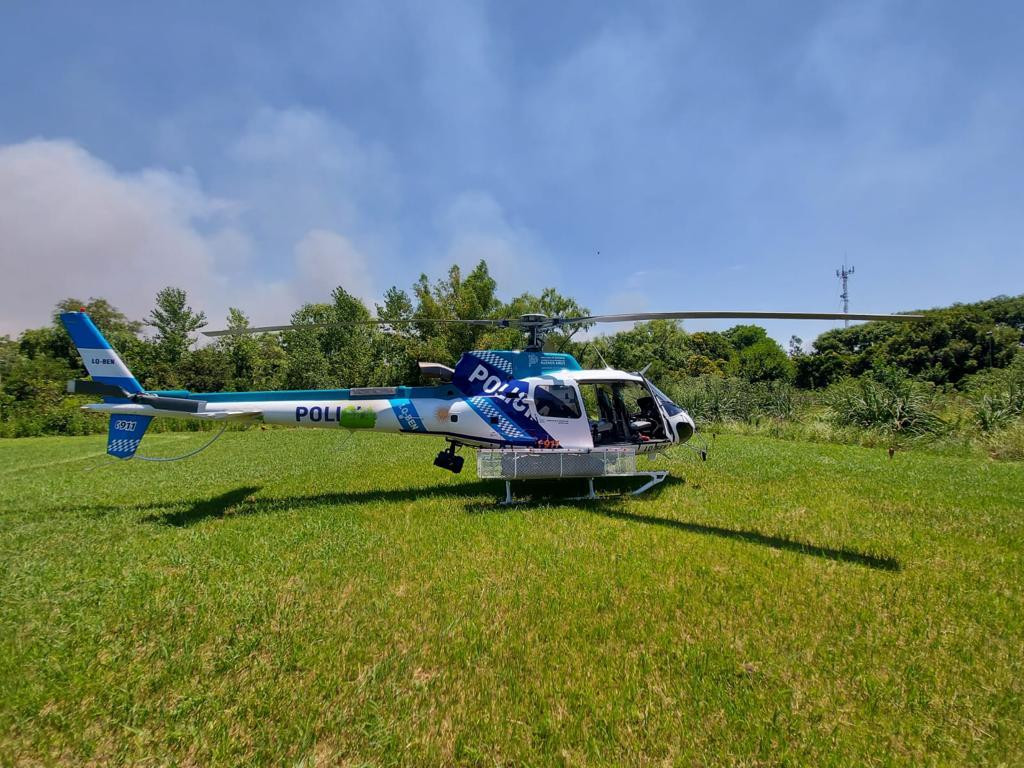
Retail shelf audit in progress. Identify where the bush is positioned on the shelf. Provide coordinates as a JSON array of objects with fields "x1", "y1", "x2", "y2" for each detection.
[
  {"x1": 965, "y1": 350, "x2": 1024, "y2": 431},
  {"x1": 665, "y1": 376, "x2": 805, "y2": 424},
  {"x1": 974, "y1": 389, "x2": 1024, "y2": 432},
  {"x1": 983, "y1": 420, "x2": 1024, "y2": 461},
  {"x1": 668, "y1": 376, "x2": 742, "y2": 422},
  {"x1": 824, "y1": 368, "x2": 945, "y2": 437}
]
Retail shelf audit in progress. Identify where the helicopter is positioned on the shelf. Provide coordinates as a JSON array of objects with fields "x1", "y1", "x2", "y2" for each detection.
[{"x1": 61, "y1": 308, "x2": 921, "y2": 502}]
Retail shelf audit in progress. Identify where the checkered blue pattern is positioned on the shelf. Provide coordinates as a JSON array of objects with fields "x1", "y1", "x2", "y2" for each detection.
[
  {"x1": 107, "y1": 413, "x2": 152, "y2": 458},
  {"x1": 468, "y1": 396, "x2": 530, "y2": 440},
  {"x1": 471, "y1": 351, "x2": 513, "y2": 374},
  {"x1": 108, "y1": 437, "x2": 142, "y2": 458}
]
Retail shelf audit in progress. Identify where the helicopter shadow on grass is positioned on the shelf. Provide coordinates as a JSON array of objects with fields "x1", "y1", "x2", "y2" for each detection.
[
  {"x1": 590, "y1": 508, "x2": 900, "y2": 571},
  {"x1": 97, "y1": 476, "x2": 899, "y2": 571},
  {"x1": 468, "y1": 475, "x2": 900, "y2": 572},
  {"x1": 57, "y1": 481, "x2": 501, "y2": 526},
  {"x1": 134, "y1": 480, "x2": 506, "y2": 527},
  {"x1": 121, "y1": 476, "x2": 672, "y2": 527}
]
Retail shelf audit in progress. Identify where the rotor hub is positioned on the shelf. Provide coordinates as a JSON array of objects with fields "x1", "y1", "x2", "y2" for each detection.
[
  {"x1": 518, "y1": 313, "x2": 550, "y2": 324},
  {"x1": 518, "y1": 314, "x2": 556, "y2": 351}
]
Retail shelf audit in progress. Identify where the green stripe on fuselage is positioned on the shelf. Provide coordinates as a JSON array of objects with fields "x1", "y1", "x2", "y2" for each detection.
[{"x1": 340, "y1": 406, "x2": 376, "y2": 428}]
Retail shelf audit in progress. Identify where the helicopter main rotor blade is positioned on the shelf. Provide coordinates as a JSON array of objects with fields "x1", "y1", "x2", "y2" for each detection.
[
  {"x1": 204, "y1": 309, "x2": 925, "y2": 337},
  {"x1": 562, "y1": 311, "x2": 924, "y2": 325},
  {"x1": 203, "y1": 317, "x2": 504, "y2": 337}
]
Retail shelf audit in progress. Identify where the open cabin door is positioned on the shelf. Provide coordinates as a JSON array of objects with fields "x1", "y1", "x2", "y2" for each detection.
[
  {"x1": 576, "y1": 379, "x2": 671, "y2": 446},
  {"x1": 530, "y1": 382, "x2": 592, "y2": 449}
]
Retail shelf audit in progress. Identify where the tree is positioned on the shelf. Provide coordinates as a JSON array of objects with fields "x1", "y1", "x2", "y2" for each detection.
[
  {"x1": 736, "y1": 338, "x2": 794, "y2": 382},
  {"x1": 411, "y1": 262, "x2": 501, "y2": 363},
  {"x1": 375, "y1": 287, "x2": 418, "y2": 384},
  {"x1": 685, "y1": 354, "x2": 722, "y2": 376},
  {"x1": 252, "y1": 334, "x2": 289, "y2": 390},
  {"x1": 211, "y1": 307, "x2": 289, "y2": 391},
  {"x1": 0, "y1": 337, "x2": 22, "y2": 418},
  {"x1": 797, "y1": 295, "x2": 1024, "y2": 387},
  {"x1": 325, "y1": 286, "x2": 377, "y2": 386},
  {"x1": 17, "y1": 327, "x2": 68, "y2": 363},
  {"x1": 688, "y1": 332, "x2": 734, "y2": 374},
  {"x1": 178, "y1": 346, "x2": 232, "y2": 392},
  {"x1": 788, "y1": 336, "x2": 804, "y2": 357},
  {"x1": 216, "y1": 308, "x2": 259, "y2": 391},
  {"x1": 282, "y1": 287, "x2": 379, "y2": 389},
  {"x1": 598, "y1": 320, "x2": 692, "y2": 381},
  {"x1": 723, "y1": 324, "x2": 769, "y2": 350},
  {"x1": 282, "y1": 303, "x2": 337, "y2": 390},
  {"x1": 147, "y1": 287, "x2": 207, "y2": 365},
  {"x1": 54, "y1": 298, "x2": 142, "y2": 337},
  {"x1": 795, "y1": 349, "x2": 847, "y2": 389},
  {"x1": 1, "y1": 354, "x2": 77, "y2": 404},
  {"x1": 0, "y1": 335, "x2": 18, "y2": 373}
]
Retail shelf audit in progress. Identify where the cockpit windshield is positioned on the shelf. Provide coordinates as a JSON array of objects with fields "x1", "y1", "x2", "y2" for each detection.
[{"x1": 647, "y1": 381, "x2": 683, "y2": 417}]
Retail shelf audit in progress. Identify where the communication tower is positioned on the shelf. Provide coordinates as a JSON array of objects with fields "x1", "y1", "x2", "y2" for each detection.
[{"x1": 836, "y1": 263, "x2": 855, "y2": 327}]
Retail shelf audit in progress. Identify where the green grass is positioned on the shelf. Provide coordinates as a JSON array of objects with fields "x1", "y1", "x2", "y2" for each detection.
[{"x1": 1, "y1": 430, "x2": 1022, "y2": 766}]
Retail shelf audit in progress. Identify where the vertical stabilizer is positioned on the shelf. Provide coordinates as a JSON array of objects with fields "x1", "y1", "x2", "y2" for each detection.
[
  {"x1": 107, "y1": 414, "x2": 153, "y2": 459},
  {"x1": 60, "y1": 312, "x2": 142, "y2": 394},
  {"x1": 60, "y1": 311, "x2": 150, "y2": 458}
]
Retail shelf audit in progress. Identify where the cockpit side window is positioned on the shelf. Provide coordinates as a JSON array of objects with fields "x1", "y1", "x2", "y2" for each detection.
[
  {"x1": 648, "y1": 381, "x2": 683, "y2": 417},
  {"x1": 534, "y1": 384, "x2": 582, "y2": 419}
]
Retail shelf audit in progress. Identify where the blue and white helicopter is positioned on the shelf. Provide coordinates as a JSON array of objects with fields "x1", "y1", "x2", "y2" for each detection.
[{"x1": 62, "y1": 309, "x2": 919, "y2": 499}]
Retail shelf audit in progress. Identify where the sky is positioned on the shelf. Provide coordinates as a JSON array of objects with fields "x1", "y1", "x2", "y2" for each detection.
[{"x1": 1, "y1": 1, "x2": 1022, "y2": 347}]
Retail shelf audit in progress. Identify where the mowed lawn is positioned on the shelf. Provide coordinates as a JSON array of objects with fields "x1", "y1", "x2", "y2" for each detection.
[{"x1": 1, "y1": 430, "x2": 1022, "y2": 766}]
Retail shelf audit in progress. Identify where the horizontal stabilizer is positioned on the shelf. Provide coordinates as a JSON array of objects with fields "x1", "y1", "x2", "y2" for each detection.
[
  {"x1": 67, "y1": 379, "x2": 130, "y2": 398},
  {"x1": 132, "y1": 394, "x2": 204, "y2": 413},
  {"x1": 82, "y1": 402, "x2": 258, "y2": 420},
  {"x1": 69, "y1": 379, "x2": 205, "y2": 413}
]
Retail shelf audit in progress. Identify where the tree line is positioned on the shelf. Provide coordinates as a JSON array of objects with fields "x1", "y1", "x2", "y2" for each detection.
[{"x1": 1, "y1": 259, "x2": 1021, "y2": 437}]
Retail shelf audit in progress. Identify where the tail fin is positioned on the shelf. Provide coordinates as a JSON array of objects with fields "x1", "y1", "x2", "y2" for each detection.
[
  {"x1": 61, "y1": 311, "x2": 149, "y2": 459},
  {"x1": 60, "y1": 312, "x2": 143, "y2": 394},
  {"x1": 107, "y1": 414, "x2": 152, "y2": 459}
]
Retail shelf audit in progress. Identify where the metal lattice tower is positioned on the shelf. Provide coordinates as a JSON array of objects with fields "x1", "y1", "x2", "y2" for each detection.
[{"x1": 836, "y1": 263, "x2": 855, "y2": 327}]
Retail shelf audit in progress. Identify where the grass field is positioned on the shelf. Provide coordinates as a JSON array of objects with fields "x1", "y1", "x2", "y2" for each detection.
[{"x1": 1, "y1": 430, "x2": 1022, "y2": 766}]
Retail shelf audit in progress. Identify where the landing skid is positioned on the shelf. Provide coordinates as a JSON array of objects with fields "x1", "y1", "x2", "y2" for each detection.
[{"x1": 500, "y1": 470, "x2": 669, "y2": 505}]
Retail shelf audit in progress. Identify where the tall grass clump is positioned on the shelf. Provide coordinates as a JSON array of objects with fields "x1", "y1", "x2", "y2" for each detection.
[
  {"x1": 982, "y1": 420, "x2": 1024, "y2": 461},
  {"x1": 965, "y1": 351, "x2": 1024, "y2": 432},
  {"x1": 974, "y1": 387, "x2": 1024, "y2": 432},
  {"x1": 670, "y1": 376, "x2": 740, "y2": 422},
  {"x1": 664, "y1": 358, "x2": 1024, "y2": 461},
  {"x1": 825, "y1": 367, "x2": 945, "y2": 437},
  {"x1": 666, "y1": 376, "x2": 804, "y2": 424}
]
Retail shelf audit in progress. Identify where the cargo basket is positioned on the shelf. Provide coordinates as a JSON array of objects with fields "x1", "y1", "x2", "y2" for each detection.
[{"x1": 476, "y1": 446, "x2": 640, "y2": 480}]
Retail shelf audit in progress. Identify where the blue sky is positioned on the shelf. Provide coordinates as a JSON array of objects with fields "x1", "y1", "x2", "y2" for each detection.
[{"x1": 1, "y1": 1, "x2": 1022, "y2": 345}]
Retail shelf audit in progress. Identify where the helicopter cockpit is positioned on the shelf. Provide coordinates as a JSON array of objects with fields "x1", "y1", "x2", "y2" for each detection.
[{"x1": 576, "y1": 380, "x2": 670, "y2": 446}]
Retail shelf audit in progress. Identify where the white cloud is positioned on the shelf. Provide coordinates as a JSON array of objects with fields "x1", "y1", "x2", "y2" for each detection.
[
  {"x1": 227, "y1": 106, "x2": 400, "y2": 242},
  {"x1": 292, "y1": 229, "x2": 374, "y2": 303},
  {"x1": 0, "y1": 138, "x2": 378, "y2": 337},
  {"x1": 437, "y1": 191, "x2": 550, "y2": 298},
  {"x1": 0, "y1": 140, "x2": 225, "y2": 335},
  {"x1": 0, "y1": 110, "x2": 569, "y2": 340}
]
